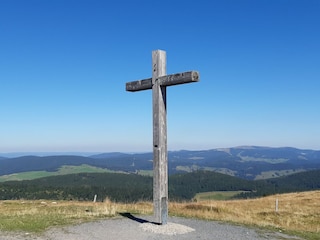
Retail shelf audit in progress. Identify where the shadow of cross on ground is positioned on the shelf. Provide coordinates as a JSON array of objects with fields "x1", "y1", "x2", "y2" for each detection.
[{"x1": 119, "y1": 212, "x2": 160, "y2": 225}]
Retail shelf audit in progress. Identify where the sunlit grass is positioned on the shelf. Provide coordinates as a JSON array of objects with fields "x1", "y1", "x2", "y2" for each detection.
[
  {"x1": 170, "y1": 190, "x2": 320, "y2": 239},
  {"x1": 194, "y1": 190, "x2": 249, "y2": 201},
  {"x1": 0, "y1": 164, "x2": 115, "y2": 182},
  {"x1": 0, "y1": 191, "x2": 319, "y2": 239},
  {"x1": 0, "y1": 199, "x2": 152, "y2": 233}
]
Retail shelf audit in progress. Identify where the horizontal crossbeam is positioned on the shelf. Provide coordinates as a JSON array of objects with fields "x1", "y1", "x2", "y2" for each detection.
[{"x1": 126, "y1": 71, "x2": 199, "y2": 92}]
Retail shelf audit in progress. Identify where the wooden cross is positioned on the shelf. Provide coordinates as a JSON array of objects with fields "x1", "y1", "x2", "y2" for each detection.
[{"x1": 126, "y1": 50, "x2": 199, "y2": 225}]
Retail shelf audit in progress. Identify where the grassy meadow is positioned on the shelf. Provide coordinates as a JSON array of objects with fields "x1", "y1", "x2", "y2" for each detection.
[
  {"x1": 0, "y1": 165, "x2": 114, "y2": 182},
  {"x1": 172, "y1": 190, "x2": 320, "y2": 239},
  {"x1": 0, "y1": 191, "x2": 319, "y2": 239},
  {"x1": 194, "y1": 190, "x2": 249, "y2": 201}
]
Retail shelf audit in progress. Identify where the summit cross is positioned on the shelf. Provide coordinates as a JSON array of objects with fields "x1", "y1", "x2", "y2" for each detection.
[{"x1": 125, "y1": 50, "x2": 199, "y2": 225}]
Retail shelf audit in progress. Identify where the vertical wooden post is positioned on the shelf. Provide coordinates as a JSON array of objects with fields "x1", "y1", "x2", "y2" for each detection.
[
  {"x1": 126, "y1": 50, "x2": 199, "y2": 225},
  {"x1": 152, "y1": 50, "x2": 168, "y2": 224}
]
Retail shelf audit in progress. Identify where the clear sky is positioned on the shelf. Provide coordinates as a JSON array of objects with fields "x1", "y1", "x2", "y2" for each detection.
[{"x1": 0, "y1": 0, "x2": 319, "y2": 153}]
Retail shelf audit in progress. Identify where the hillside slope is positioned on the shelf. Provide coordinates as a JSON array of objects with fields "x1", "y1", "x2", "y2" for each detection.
[
  {"x1": 0, "y1": 169, "x2": 319, "y2": 202},
  {"x1": 0, "y1": 146, "x2": 319, "y2": 180}
]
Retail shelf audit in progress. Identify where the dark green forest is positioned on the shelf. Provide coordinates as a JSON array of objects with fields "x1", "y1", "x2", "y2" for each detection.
[
  {"x1": 0, "y1": 170, "x2": 319, "y2": 202},
  {"x1": 0, "y1": 172, "x2": 153, "y2": 202}
]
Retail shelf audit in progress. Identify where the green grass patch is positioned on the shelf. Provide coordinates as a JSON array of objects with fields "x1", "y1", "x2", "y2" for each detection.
[
  {"x1": 194, "y1": 191, "x2": 249, "y2": 201},
  {"x1": 176, "y1": 165, "x2": 200, "y2": 172},
  {"x1": 136, "y1": 170, "x2": 153, "y2": 176},
  {"x1": 239, "y1": 156, "x2": 288, "y2": 163},
  {"x1": 0, "y1": 200, "x2": 118, "y2": 233},
  {"x1": 0, "y1": 165, "x2": 115, "y2": 182},
  {"x1": 254, "y1": 169, "x2": 306, "y2": 180}
]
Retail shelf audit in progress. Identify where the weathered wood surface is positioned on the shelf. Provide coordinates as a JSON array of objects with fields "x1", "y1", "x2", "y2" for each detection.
[
  {"x1": 125, "y1": 49, "x2": 199, "y2": 225},
  {"x1": 152, "y1": 50, "x2": 168, "y2": 225},
  {"x1": 126, "y1": 71, "x2": 199, "y2": 92}
]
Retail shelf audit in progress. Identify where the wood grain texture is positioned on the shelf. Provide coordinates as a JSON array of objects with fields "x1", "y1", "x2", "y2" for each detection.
[
  {"x1": 126, "y1": 71, "x2": 199, "y2": 92},
  {"x1": 125, "y1": 49, "x2": 199, "y2": 225},
  {"x1": 152, "y1": 50, "x2": 168, "y2": 225}
]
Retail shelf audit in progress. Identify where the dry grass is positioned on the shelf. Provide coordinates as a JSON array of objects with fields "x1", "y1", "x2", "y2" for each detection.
[
  {"x1": 0, "y1": 191, "x2": 319, "y2": 239},
  {"x1": 169, "y1": 190, "x2": 320, "y2": 238},
  {"x1": 0, "y1": 199, "x2": 152, "y2": 233}
]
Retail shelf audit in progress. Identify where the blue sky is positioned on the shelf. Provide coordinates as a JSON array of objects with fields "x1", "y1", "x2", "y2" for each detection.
[{"x1": 0, "y1": 0, "x2": 319, "y2": 153}]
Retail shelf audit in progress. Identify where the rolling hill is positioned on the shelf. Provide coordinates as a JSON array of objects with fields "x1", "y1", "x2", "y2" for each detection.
[
  {"x1": 0, "y1": 146, "x2": 319, "y2": 180},
  {"x1": 0, "y1": 169, "x2": 319, "y2": 202}
]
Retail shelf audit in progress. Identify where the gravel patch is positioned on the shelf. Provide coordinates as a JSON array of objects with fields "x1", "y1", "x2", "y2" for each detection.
[
  {"x1": 0, "y1": 215, "x2": 303, "y2": 240},
  {"x1": 139, "y1": 222, "x2": 195, "y2": 235}
]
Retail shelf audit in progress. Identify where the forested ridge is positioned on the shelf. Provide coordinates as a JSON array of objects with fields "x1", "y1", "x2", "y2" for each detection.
[
  {"x1": 1, "y1": 146, "x2": 320, "y2": 180},
  {"x1": 0, "y1": 170, "x2": 319, "y2": 202}
]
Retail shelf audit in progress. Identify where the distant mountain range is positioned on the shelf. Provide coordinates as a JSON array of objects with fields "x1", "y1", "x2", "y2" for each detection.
[{"x1": 1, "y1": 146, "x2": 319, "y2": 180}]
